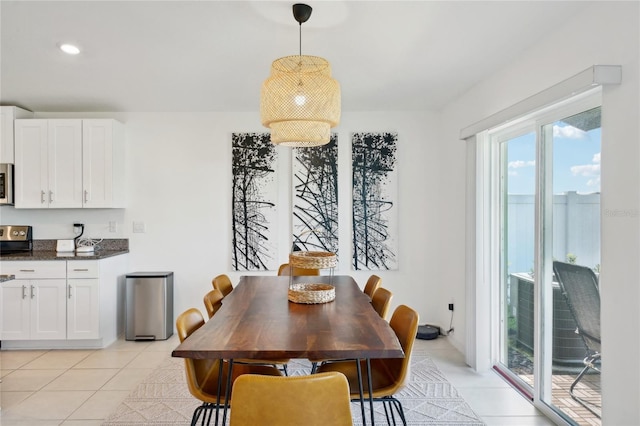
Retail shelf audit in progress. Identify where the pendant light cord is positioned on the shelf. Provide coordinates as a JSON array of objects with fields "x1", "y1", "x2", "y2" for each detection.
[{"x1": 299, "y1": 22, "x2": 302, "y2": 56}]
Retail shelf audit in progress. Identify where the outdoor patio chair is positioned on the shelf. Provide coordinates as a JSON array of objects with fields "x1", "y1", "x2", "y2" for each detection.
[{"x1": 552, "y1": 261, "x2": 601, "y2": 417}]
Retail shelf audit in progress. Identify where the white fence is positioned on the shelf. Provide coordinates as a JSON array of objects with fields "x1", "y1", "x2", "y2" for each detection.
[{"x1": 507, "y1": 191, "x2": 601, "y2": 274}]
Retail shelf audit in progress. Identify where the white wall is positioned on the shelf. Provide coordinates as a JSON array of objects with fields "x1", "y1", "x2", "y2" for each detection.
[
  {"x1": 440, "y1": 2, "x2": 639, "y2": 424},
  {"x1": 1, "y1": 109, "x2": 453, "y2": 337}
]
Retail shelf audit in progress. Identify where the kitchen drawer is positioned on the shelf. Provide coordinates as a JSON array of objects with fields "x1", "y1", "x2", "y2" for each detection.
[
  {"x1": 0, "y1": 261, "x2": 66, "y2": 279},
  {"x1": 67, "y1": 260, "x2": 99, "y2": 278}
]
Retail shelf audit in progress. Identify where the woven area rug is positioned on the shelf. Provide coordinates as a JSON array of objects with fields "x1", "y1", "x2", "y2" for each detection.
[{"x1": 102, "y1": 350, "x2": 485, "y2": 425}]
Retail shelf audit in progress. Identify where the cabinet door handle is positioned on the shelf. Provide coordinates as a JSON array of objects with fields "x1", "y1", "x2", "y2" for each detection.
[
  {"x1": 41, "y1": 190, "x2": 46, "y2": 204},
  {"x1": 68, "y1": 284, "x2": 72, "y2": 299},
  {"x1": 49, "y1": 191, "x2": 54, "y2": 202},
  {"x1": 73, "y1": 268, "x2": 89, "y2": 272},
  {"x1": 22, "y1": 285, "x2": 27, "y2": 299},
  {"x1": 84, "y1": 190, "x2": 89, "y2": 202},
  {"x1": 30, "y1": 285, "x2": 35, "y2": 299},
  {"x1": 19, "y1": 269, "x2": 35, "y2": 272}
]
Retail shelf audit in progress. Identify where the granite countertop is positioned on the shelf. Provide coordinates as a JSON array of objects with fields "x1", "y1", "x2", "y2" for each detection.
[
  {"x1": 0, "y1": 274, "x2": 15, "y2": 282},
  {"x1": 0, "y1": 239, "x2": 129, "y2": 261},
  {"x1": 0, "y1": 249, "x2": 129, "y2": 261}
]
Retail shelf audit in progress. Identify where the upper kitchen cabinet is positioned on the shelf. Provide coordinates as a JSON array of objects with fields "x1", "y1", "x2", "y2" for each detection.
[
  {"x1": 0, "y1": 106, "x2": 33, "y2": 163},
  {"x1": 15, "y1": 119, "x2": 83, "y2": 208},
  {"x1": 82, "y1": 120, "x2": 125, "y2": 208},
  {"x1": 14, "y1": 119, "x2": 125, "y2": 209}
]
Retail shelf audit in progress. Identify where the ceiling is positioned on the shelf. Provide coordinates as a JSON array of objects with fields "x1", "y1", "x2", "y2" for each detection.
[{"x1": 1, "y1": 1, "x2": 593, "y2": 113}]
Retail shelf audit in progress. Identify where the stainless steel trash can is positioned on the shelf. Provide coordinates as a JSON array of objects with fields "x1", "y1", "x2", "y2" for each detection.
[{"x1": 125, "y1": 272, "x2": 174, "y2": 341}]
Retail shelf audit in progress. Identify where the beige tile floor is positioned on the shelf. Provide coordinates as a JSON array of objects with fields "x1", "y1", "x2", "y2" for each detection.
[
  {"x1": 0, "y1": 335, "x2": 554, "y2": 426},
  {"x1": 0, "y1": 337, "x2": 177, "y2": 426},
  {"x1": 423, "y1": 337, "x2": 555, "y2": 426}
]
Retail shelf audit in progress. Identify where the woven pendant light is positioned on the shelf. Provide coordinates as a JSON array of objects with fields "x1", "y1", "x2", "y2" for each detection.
[{"x1": 261, "y1": 4, "x2": 341, "y2": 147}]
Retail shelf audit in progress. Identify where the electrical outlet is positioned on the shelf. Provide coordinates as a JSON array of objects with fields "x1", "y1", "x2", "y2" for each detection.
[
  {"x1": 448, "y1": 303, "x2": 454, "y2": 311},
  {"x1": 133, "y1": 221, "x2": 146, "y2": 233},
  {"x1": 109, "y1": 221, "x2": 117, "y2": 232}
]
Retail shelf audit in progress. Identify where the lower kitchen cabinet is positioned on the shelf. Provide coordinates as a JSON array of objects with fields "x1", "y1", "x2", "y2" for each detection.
[
  {"x1": 0, "y1": 281, "x2": 29, "y2": 339},
  {"x1": 0, "y1": 279, "x2": 67, "y2": 340},
  {"x1": 67, "y1": 260, "x2": 100, "y2": 340},
  {"x1": 0, "y1": 255, "x2": 128, "y2": 349},
  {"x1": 67, "y1": 278, "x2": 100, "y2": 340},
  {"x1": 0, "y1": 261, "x2": 67, "y2": 341},
  {"x1": 30, "y1": 279, "x2": 68, "y2": 340}
]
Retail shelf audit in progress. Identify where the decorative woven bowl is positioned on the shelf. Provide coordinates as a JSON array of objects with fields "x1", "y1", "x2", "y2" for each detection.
[
  {"x1": 288, "y1": 283, "x2": 335, "y2": 304},
  {"x1": 289, "y1": 251, "x2": 337, "y2": 270}
]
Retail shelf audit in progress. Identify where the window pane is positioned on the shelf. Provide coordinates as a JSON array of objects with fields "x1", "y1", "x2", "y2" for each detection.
[
  {"x1": 544, "y1": 106, "x2": 601, "y2": 423},
  {"x1": 499, "y1": 131, "x2": 536, "y2": 390}
]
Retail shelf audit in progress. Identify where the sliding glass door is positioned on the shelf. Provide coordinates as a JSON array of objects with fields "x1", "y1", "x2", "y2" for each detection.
[
  {"x1": 491, "y1": 92, "x2": 602, "y2": 425},
  {"x1": 496, "y1": 128, "x2": 537, "y2": 394},
  {"x1": 542, "y1": 106, "x2": 602, "y2": 423}
]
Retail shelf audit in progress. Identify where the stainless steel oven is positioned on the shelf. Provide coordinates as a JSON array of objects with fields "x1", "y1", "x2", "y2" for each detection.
[
  {"x1": 0, "y1": 225, "x2": 32, "y2": 255},
  {"x1": 0, "y1": 164, "x2": 14, "y2": 205}
]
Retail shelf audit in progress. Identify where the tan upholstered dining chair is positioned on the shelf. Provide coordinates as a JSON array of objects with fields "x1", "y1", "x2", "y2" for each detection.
[
  {"x1": 277, "y1": 263, "x2": 320, "y2": 276},
  {"x1": 175, "y1": 308, "x2": 282, "y2": 425},
  {"x1": 371, "y1": 287, "x2": 393, "y2": 320},
  {"x1": 203, "y1": 288, "x2": 224, "y2": 319},
  {"x1": 363, "y1": 274, "x2": 382, "y2": 299},
  {"x1": 229, "y1": 372, "x2": 353, "y2": 426},
  {"x1": 212, "y1": 274, "x2": 233, "y2": 297},
  {"x1": 316, "y1": 305, "x2": 419, "y2": 425}
]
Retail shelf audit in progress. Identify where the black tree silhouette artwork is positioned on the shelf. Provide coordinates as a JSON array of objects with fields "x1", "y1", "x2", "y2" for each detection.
[
  {"x1": 231, "y1": 133, "x2": 278, "y2": 271},
  {"x1": 352, "y1": 132, "x2": 398, "y2": 270},
  {"x1": 292, "y1": 135, "x2": 338, "y2": 256}
]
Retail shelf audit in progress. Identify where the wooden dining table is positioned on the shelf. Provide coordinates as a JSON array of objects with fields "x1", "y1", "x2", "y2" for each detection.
[{"x1": 172, "y1": 274, "x2": 404, "y2": 425}]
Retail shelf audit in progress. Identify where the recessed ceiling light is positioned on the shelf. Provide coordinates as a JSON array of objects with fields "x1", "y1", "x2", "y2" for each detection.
[{"x1": 59, "y1": 44, "x2": 80, "y2": 55}]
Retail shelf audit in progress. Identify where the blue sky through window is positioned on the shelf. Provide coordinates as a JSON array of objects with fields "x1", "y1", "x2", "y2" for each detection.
[{"x1": 506, "y1": 124, "x2": 601, "y2": 195}]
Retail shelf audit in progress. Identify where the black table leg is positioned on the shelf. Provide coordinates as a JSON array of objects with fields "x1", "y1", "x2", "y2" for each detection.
[
  {"x1": 366, "y1": 358, "x2": 375, "y2": 425},
  {"x1": 356, "y1": 358, "x2": 367, "y2": 425},
  {"x1": 222, "y1": 359, "x2": 234, "y2": 426},
  {"x1": 214, "y1": 360, "x2": 224, "y2": 425}
]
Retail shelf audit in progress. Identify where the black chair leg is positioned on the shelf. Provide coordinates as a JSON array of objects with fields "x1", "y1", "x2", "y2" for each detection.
[
  {"x1": 191, "y1": 402, "x2": 224, "y2": 426},
  {"x1": 364, "y1": 396, "x2": 406, "y2": 426},
  {"x1": 191, "y1": 403, "x2": 209, "y2": 426},
  {"x1": 387, "y1": 397, "x2": 406, "y2": 426},
  {"x1": 202, "y1": 403, "x2": 213, "y2": 426},
  {"x1": 382, "y1": 399, "x2": 392, "y2": 425}
]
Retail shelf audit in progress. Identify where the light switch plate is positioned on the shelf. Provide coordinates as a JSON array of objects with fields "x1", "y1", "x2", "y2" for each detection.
[{"x1": 133, "y1": 221, "x2": 146, "y2": 233}]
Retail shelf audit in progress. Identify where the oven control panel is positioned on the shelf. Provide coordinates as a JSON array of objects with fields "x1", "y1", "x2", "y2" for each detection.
[{"x1": 0, "y1": 225, "x2": 32, "y2": 241}]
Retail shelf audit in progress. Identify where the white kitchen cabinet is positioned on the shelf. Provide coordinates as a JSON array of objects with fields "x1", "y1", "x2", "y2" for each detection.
[
  {"x1": 0, "y1": 261, "x2": 67, "y2": 340},
  {"x1": 14, "y1": 118, "x2": 125, "y2": 209},
  {"x1": 82, "y1": 119, "x2": 126, "y2": 208},
  {"x1": 67, "y1": 261, "x2": 100, "y2": 339},
  {"x1": 0, "y1": 281, "x2": 30, "y2": 339},
  {"x1": 29, "y1": 279, "x2": 68, "y2": 340},
  {"x1": 0, "y1": 254, "x2": 128, "y2": 349},
  {"x1": 14, "y1": 119, "x2": 83, "y2": 208},
  {"x1": 0, "y1": 106, "x2": 33, "y2": 163}
]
